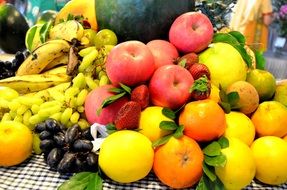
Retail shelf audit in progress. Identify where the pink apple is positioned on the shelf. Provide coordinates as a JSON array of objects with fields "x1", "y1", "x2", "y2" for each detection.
[
  {"x1": 146, "y1": 39, "x2": 179, "y2": 69},
  {"x1": 106, "y1": 40, "x2": 155, "y2": 86},
  {"x1": 84, "y1": 85, "x2": 128, "y2": 125},
  {"x1": 149, "y1": 65, "x2": 194, "y2": 110},
  {"x1": 169, "y1": 12, "x2": 214, "y2": 53}
]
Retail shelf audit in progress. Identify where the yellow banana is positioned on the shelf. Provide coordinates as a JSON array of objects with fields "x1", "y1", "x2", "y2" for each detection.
[
  {"x1": 42, "y1": 65, "x2": 68, "y2": 75},
  {"x1": 0, "y1": 73, "x2": 71, "y2": 94},
  {"x1": 42, "y1": 53, "x2": 69, "y2": 71},
  {"x1": 16, "y1": 39, "x2": 71, "y2": 76}
]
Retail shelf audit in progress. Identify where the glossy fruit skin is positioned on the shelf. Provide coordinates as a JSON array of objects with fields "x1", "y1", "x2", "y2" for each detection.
[
  {"x1": 0, "y1": 4, "x2": 29, "y2": 53},
  {"x1": 95, "y1": 0, "x2": 194, "y2": 43}
]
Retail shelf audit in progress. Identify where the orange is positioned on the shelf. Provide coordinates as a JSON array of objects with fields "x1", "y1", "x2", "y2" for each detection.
[
  {"x1": 153, "y1": 135, "x2": 203, "y2": 189},
  {"x1": 0, "y1": 121, "x2": 33, "y2": 167},
  {"x1": 251, "y1": 101, "x2": 287, "y2": 137},
  {"x1": 283, "y1": 135, "x2": 287, "y2": 142},
  {"x1": 179, "y1": 99, "x2": 226, "y2": 142}
]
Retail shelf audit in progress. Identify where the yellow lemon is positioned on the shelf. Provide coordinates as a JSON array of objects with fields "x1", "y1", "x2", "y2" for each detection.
[
  {"x1": 251, "y1": 136, "x2": 287, "y2": 185},
  {"x1": 139, "y1": 106, "x2": 173, "y2": 142},
  {"x1": 224, "y1": 111, "x2": 255, "y2": 146},
  {"x1": 215, "y1": 137, "x2": 256, "y2": 190},
  {"x1": 0, "y1": 121, "x2": 33, "y2": 167},
  {"x1": 99, "y1": 130, "x2": 154, "y2": 183}
]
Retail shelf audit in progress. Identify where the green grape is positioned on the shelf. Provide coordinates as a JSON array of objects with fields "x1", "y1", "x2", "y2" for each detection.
[
  {"x1": 103, "y1": 44, "x2": 115, "y2": 54},
  {"x1": 40, "y1": 100, "x2": 61, "y2": 110},
  {"x1": 29, "y1": 114, "x2": 46, "y2": 125},
  {"x1": 99, "y1": 75, "x2": 110, "y2": 86},
  {"x1": 49, "y1": 112, "x2": 62, "y2": 121},
  {"x1": 32, "y1": 133, "x2": 42, "y2": 155},
  {"x1": 78, "y1": 46, "x2": 97, "y2": 57},
  {"x1": 78, "y1": 119, "x2": 90, "y2": 130},
  {"x1": 1, "y1": 113, "x2": 11, "y2": 122},
  {"x1": 0, "y1": 98, "x2": 9, "y2": 109},
  {"x1": 66, "y1": 121, "x2": 74, "y2": 128},
  {"x1": 95, "y1": 65, "x2": 102, "y2": 75},
  {"x1": 64, "y1": 87, "x2": 80, "y2": 98},
  {"x1": 78, "y1": 49, "x2": 99, "y2": 73},
  {"x1": 23, "y1": 109, "x2": 32, "y2": 127},
  {"x1": 60, "y1": 107, "x2": 73, "y2": 125},
  {"x1": 9, "y1": 110, "x2": 17, "y2": 119},
  {"x1": 51, "y1": 82, "x2": 71, "y2": 92},
  {"x1": 68, "y1": 97, "x2": 77, "y2": 108},
  {"x1": 17, "y1": 104, "x2": 29, "y2": 116},
  {"x1": 48, "y1": 88, "x2": 65, "y2": 102},
  {"x1": 77, "y1": 106, "x2": 85, "y2": 113},
  {"x1": 70, "y1": 111, "x2": 80, "y2": 124},
  {"x1": 31, "y1": 104, "x2": 40, "y2": 114},
  {"x1": 34, "y1": 90, "x2": 50, "y2": 101},
  {"x1": 85, "y1": 75, "x2": 98, "y2": 90},
  {"x1": 98, "y1": 70, "x2": 106, "y2": 79},
  {"x1": 13, "y1": 115, "x2": 23, "y2": 122},
  {"x1": 0, "y1": 86, "x2": 19, "y2": 101},
  {"x1": 38, "y1": 105, "x2": 62, "y2": 118},
  {"x1": 72, "y1": 73, "x2": 86, "y2": 89},
  {"x1": 17, "y1": 96, "x2": 44, "y2": 106},
  {"x1": 8, "y1": 100, "x2": 21, "y2": 111},
  {"x1": 76, "y1": 89, "x2": 89, "y2": 107}
]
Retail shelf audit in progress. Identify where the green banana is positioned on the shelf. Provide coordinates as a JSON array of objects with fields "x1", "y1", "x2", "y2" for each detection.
[
  {"x1": 16, "y1": 39, "x2": 71, "y2": 76},
  {"x1": 0, "y1": 73, "x2": 71, "y2": 94}
]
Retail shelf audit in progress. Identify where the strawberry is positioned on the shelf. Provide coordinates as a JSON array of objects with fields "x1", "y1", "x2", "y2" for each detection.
[
  {"x1": 190, "y1": 75, "x2": 211, "y2": 100},
  {"x1": 131, "y1": 84, "x2": 150, "y2": 109},
  {"x1": 177, "y1": 52, "x2": 199, "y2": 70},
  {"x1": 114, "y1": 101, "x2": 141, "y2": 130},
  {"x1": 189, "y1": 63, "x2": 210, "y2": 80}
]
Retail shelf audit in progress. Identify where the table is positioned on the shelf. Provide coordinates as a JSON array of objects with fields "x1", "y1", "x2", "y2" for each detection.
[{"x1": 1, "y1": 154, "x2": 287, "y2": 190}]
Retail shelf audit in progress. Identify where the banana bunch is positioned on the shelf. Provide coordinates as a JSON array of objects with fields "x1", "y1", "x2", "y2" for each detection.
[{"x1": 16, "y1": 39, "x2": 70, "y2": 76}]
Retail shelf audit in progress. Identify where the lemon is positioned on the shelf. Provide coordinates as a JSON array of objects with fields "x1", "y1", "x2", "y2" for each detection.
[
  {"x1": 224, "y1": 111, "x2": 255, "y2": 146},
  {"x1": 199, "y1": 42, "x2": 247, "y2": 90},
  {"x1": 215, "y1": 137, "x2": 256, "y2": 190},
  {"x1": 251, "y1": 136, "x2": 287, "y2": 185},
  {"x1": 98, "y1": 130, "x2": 154, "y2": 183},
  {"x1": 208, "y1": 83, "x2": 220, "y2": 103},
  {"x1": 139, "y1": 106, "x2": 173, "y2": 142}
]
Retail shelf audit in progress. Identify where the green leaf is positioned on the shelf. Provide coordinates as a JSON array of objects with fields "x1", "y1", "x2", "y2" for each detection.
[
  {"x1": 228, "y1": 31, "x2": 246, "y2": 44},
  {"x1": 162, "y1": 107, "x2": 176, "y2": 120},
  {"x1": 218, "y1": 102, "x2": 231, "y2": 114},
  {"x1": 204, "y1": 153, "x2": 226, "y2": 167},
  {"x1": 152, "y1": 134, "x2": 173, "y2": 148},
  {"x1": 255, "y1": 50, "x2": 266, "y2": 70},
  {"x1": 86, "y1": 173, "x2": 103, "y2": 190},
  {"x1": 173, "y1": 125, "x2": 184, "y2": 139},
  {"x1": 214, "y1": 177, "x2": 225, "y2": 190},
  {"x1": 39, "y1": 21, "x2": 52, "y2": 43},
  {"x1": 67, "y1": 13, "x2": 74, "y2": 21},
  {"x1": 218, "y1": 136, "x2": 229, "y2": 149},
  {"x1": 25, "y1": 25, "x2": 38, "y2": 52},
  {"x1": 119, "y1": 83, "x2": 131, "y2": 94},
  {"x1": 190, "y1": 75, "x2": 209, "y2": 93},
  {"x1": 219, "y1": 85, "x2": 228, "y2": 103},
  {"x1": 203, "y1": 162, "x2": 217, "y2": 182},
  {"x1": 212, "y1": 33, "x2": 240, "y2": 45},
  {"x1": 108, "y1": 88, "x2": 124, "y2": 93},
  {"x1": 97, "y1": 92, "x2": 126, "y2": 115},
  {"x1": 203, "y1": 142, "x2": 221, "y2": 157},
  {"x1": 159, "y1": 121, "x2": 178, "y2": 131},
  {"x1": 178, "y1": 59, "x2": 186, "y2": 68},
  {"x1": 232, "y1": 44, "x2": 252, "y2": 68},
  {"x1": 58, "y1": 172, "x2": 95, "y2": 190},
  {"x1": 227, "y1": 91, "x2": 240, "y2": 107},
  {"x1": 106, "y1": 123, "x2": 116, "y2": 130}
]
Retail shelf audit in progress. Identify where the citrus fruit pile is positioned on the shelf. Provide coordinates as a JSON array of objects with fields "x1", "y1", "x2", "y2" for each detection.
[{"x1": 0, "y1": 1, "x2": 287, "y2": 190}]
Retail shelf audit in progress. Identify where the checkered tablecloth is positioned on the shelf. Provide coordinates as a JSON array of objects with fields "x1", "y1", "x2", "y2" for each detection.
[{"x1": 0, "y1": 154, "x2": 287, "y2": 190}]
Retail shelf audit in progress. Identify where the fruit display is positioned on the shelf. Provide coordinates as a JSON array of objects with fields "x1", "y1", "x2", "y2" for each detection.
[{"x1": 1, "y1": 3, "x2": 287, "y2": 190}]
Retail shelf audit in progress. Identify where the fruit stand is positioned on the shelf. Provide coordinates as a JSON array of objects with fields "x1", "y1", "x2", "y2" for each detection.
[{"x1": 1, "y1": 1, "x2": 287, "y2": 190}]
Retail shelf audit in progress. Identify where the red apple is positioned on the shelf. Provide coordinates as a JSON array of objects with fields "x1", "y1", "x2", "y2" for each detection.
[
  {"x1": 146, "y1": 39, "x2": 179, "y2": 69},
  {"x1": 149, "y1": 65, "x2": 194, "y2": 110},
  {"x1": 169, "y1": 12, "x2": 214, "y2": 53},
  {"x1": 106, "y1": 40, "x2": 155, "y2": 86},
  {"x1": 84, "y1": 85, "x2": 128, "y2": 125}
]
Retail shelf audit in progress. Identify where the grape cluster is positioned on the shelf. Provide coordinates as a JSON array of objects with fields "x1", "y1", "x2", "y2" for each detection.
[
  {"x1": 0, "y1": 51, "x2": 29, "y2": 79},
  {"x1": 35, "y1": 118, "x2": 98, "y2": 174}
]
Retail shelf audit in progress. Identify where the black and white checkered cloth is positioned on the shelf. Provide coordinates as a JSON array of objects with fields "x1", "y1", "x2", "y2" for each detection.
[{"x1": 0, "y1": 154, "x2": 287, "y2": 190}]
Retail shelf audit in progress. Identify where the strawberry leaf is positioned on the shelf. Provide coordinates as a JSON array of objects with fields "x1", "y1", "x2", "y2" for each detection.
[
  {"x1": 159, "y1": 121, "x2": 178, "y2": 131},
  {"x1": 152, "y1": 134, "x2": 173, "y2": 148},
  {"x1": 173, "y1": 125, "x2": 184, "y2": 139},
  {"x1": 178, "y1": 59, "x2": 187, "y2": 68},
  {"x1": 162, "y1": 107, "x2": 176, "y2": 120},
  {"x1": 190, "y1": 75, "x2": 209, "y2": 93}
]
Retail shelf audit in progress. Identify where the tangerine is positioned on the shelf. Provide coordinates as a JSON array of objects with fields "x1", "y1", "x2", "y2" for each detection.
[
  {"x1": 153, "y1": 135, "x2": 203, "y2": 189},
  {"x1": 179, "y1": 99, "x2": 226, "y2": 142}
]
